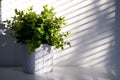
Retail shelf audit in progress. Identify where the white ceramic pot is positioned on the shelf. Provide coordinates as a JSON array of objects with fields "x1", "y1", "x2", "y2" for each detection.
[{"x1": 22, "y1": 44, "x2": 53, "y2": 74}]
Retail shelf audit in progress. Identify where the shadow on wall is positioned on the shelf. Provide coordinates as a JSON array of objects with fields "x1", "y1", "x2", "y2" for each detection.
[
  {"x1": 108, "y1": 0, "x2": 120, "y2": 79},
  {"x1": 0, "y1": 0, "x2": 23, "y2": 67},
  {"x1": 0, "y1": 0, "x2": 1, "y2": 22},
  {"x1": 54, "y1": 0, "x2": 120, "y2": 78},
  {"x1": 53, "y1": 0, "x2": 116, "y2": 68},
  {"x1": 0, "y1": 23, "x2": 23, "y2": 67}
]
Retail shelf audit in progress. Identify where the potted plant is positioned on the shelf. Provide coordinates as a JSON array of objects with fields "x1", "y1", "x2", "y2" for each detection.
[{"x1": 4, "y1": 5, "x2": 71, "y2": 74}]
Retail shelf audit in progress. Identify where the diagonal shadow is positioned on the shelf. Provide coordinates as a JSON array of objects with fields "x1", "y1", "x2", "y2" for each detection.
[{"x1": 53, "y1": 0, "x2": 115, "y2": 70}]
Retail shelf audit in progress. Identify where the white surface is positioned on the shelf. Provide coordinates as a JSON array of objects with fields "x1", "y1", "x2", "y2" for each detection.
[{"x1": 0, "y1": 67, "x2": 119, "y2": 80}]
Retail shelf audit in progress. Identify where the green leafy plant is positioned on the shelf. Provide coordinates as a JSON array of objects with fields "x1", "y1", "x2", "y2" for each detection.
[{"x1": 4, "y1": 5, "x2": 71, "y2": 54}]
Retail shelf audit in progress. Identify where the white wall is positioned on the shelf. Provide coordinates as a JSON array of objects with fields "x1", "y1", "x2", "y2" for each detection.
[{"x1": 0, "y1": 0, "x2": 116, "y2": 68}]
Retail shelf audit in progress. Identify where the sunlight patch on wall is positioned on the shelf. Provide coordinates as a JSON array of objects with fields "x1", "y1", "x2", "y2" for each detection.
[{"x1": 53, "y1": 0, "x2": 115, "y2": 67}]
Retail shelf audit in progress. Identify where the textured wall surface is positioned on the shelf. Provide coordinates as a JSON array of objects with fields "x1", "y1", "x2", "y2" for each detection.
[{"x1": 0, "y1": 0, "x2": 117, "y2": 69}]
